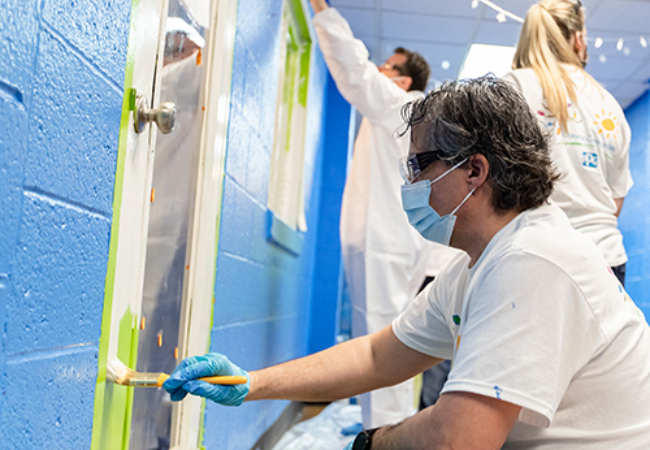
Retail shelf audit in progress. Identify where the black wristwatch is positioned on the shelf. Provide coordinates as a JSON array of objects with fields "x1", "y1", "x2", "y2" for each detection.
[{"x1": 352, "y1": 427, "x2": 379, "y2": 450}]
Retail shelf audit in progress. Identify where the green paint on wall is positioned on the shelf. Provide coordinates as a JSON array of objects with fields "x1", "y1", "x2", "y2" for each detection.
[
  {"x1": 92, "y1": 309, "x2": 139, "y2": 450},
  {"x1": 90, "y1": 1, "x2": 141, "y2": 449}
]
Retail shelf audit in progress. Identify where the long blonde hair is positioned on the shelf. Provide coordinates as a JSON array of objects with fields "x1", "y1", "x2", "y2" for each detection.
[{"x1": 512, "y1": 0, "x2": 598, "y2": 130}]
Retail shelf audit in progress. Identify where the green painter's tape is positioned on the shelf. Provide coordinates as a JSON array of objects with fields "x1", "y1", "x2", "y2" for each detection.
[{"x1": 90, "y1": 1, "x2": 140, "y2": 449}]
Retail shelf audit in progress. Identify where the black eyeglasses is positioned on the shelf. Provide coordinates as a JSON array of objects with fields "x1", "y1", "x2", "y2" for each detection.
[
  {"x1": 398, "y1": 151, "x2": 441, "y2": 184},
  {"x1": 381, "y1": 62, "x2": 408, "y2": 76}
]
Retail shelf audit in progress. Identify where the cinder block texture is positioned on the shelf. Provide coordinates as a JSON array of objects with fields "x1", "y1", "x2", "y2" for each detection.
[
  {"x1": 25, "y1": 30, "x2": 122, "y2": 214},
  {"x1": 7, "y1": 192, "x2": 110, "y2": 355},
  {"x1": 3, "y1": 346, "x2": 98, "y2": 449},
  {"x1": 205, "y1": 0, "x2": 344, "y2": 447},
  {"x1": 0, "y1": 97, "x2": 27, "y2": 275},
  {"x1": 41, "y1": 0, "x2": 131, "y2": 87},
  {"x1": 0, "y1": 0, "x2": 39, "y2": 96},
  {"x1": 620, "y1": 91, "x2": 650, "y2": 317}
]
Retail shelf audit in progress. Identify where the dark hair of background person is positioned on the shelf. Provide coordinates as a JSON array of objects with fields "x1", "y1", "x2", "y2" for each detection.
[
  {"x1": 394, "y1": 47, "x2": 431, "y2": 92},
  {"x1": 401, "y1": 76, "x2": 560, "y2": 213}
]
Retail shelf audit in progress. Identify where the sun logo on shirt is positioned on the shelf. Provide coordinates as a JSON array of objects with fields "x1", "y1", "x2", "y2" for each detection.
[{"x1": 594, "y1": 110, "x2": 618, "y2": 139}]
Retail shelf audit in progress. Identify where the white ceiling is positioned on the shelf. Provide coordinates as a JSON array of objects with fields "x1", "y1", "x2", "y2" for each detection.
[{"x1": 329, "y1": 0, "x2": 650, "y2": 109}]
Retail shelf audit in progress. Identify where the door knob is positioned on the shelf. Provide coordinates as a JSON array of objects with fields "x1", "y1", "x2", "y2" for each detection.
[{"x1": 134, "y1": 94, "x2": 177, "y2": 134}]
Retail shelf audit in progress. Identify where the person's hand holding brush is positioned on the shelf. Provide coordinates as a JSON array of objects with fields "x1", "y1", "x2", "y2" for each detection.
[{"x1": 163, "y1": 353, "x2": 250, "y2": 406}]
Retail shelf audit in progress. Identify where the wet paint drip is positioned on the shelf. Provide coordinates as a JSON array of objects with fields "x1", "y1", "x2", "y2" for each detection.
[
  {"x1": 140, "y1": 316, "x2": 146, "y2": 330},
  {"x1": 196, "y1": 48, "x2": 202, "y2": 66},
  {"x1": 453, "y1": 315, "x2": 461, "y2": 325},
  {"x1": 494, "y1": 386, "x2": 503, "y2": 399},
  {"x1": 456, "y1": 335, "x2": 461, "y2": 351},
  {"x1": 157, "y1": 332, "x2": 163, "y2": 347},
  {"x1": 174, "y1": 347, "x2": 179, "y2": 359},
  {"x1": 150, "y1": 187, "x2": 156, "y2": 203}
]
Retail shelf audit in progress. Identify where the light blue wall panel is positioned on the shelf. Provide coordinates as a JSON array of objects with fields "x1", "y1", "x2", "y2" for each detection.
[
  {"x1": 7, "y1": 193, "x2": 110, "y2": 354},
  {"x1": 0, "y1": 0, "x2": 131, "y2": 446},
  {"x1": 620, "y1": 90, "x2": 650, "y2": 318},
  {"x1": 203, "y1": 0, "x2": 348, "y2": 447},
  {"x1": 25, "y1": 30, "x2": 122, "y2": 214},
  {"x1": 3, "y1": 346, "x2": 98, "y2": 449}
]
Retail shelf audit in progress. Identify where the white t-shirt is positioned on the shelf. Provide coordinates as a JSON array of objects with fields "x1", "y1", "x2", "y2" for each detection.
[
  {"x1": 393, "y1": 203, "x2": 650, "y2": 449},
  {"x1": 503, "y1": 68, "x2": 632, "y2": 267}
]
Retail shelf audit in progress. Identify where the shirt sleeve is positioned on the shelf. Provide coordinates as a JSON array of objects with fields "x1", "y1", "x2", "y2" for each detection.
[
  {"x1": 312, "y1": 8, "x2": 416, "y2": 130},
  {"x1": 442, "y1": 252, "x2": 606, "y2": 428},
  {"x1": 392, "y1": 253, "x2": 470, "y2": 360}
]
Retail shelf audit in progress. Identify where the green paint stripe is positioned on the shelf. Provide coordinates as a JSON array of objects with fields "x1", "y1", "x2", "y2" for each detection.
[
  {"x1": 287, "y1": 0, "x2": 311, "y2": 45},
  {"x1": 90, "y1": 1, "x2": 140, "y2": 449},
  {"x1": 564, "y1": 142, "x2": 594, "y2": 147}
]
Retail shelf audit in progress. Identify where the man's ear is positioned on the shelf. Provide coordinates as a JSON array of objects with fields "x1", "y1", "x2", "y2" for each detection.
[
  {"x1": 467, "y1": 154, "x2": 489, "y2": 190},
  {"x1": 395, "y1": 76, "x2": 413, "y2": 91}
]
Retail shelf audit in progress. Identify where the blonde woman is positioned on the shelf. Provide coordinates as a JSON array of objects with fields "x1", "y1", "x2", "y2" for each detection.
[{"x1": 503, "y1": 0, "x2": 632, "y2": 285}]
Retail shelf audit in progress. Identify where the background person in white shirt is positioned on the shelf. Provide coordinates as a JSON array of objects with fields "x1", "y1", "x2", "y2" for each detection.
[
  {"x1": 503, "y1": 0, "x2": 632, "y2": 285},
  {"x1": 164, "y1": 77, "x2": 650, "y2": 449},
  {"x1": 309, "y1": 0, "x2": 449, "y2": 428}
]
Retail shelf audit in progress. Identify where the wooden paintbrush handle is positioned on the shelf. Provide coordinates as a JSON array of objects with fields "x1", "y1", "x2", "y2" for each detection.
[{"x1": 156, "y1": 373, "x2": 247, "y2": 387}]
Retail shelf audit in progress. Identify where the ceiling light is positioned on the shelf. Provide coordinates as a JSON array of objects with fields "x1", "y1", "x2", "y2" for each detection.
[
  {"x1": 472, "y1": 0, "x2": 480, "y2": 9},
  {"x1": 599, "y1": 54, "x2": 607, "y2": 63},
  {"x1": 496, "y1": 12, "x2": 507, "y2": 23},
  {"x1": 459, "y1": 44, "x2": 516, "y2": 79},
  {"x1": 641, "y1": 36, "x2": 648, "y2": 48},
  {"x1": 441, "y1": 60, "x2": 451, "y2": 70},
  {"x1": 617, "y1": 38, "x2": 624, "y2": 51},
  {"x1": 594, "y1": 37, "x2": 603, "y2": 49}
]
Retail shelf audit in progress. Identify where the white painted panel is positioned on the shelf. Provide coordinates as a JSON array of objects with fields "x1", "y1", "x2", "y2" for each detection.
[
  {"x1": 381, "y1": 11, "x2": 476, "y2": 44},
  {"x1": 337, "y1": 7, "x2": 377, "y2": 37},
  {"x1": 474, "y1": 21, "x2": 522, "y2": 46},
  {"x1": 169, "y1": 0, "x2": 238, "y2": 447},
  {"x1": 588, "y1": 0, "x2": 650, "y2": 33},
  {"x1": 331, "y1": 0, "x2": 377, "y2": 8},
  {"x1": 383, "y1": 0, "x2": 486, "y2": 18},
  {"x1": 588, "y1": 55, "x2": 647, "y2": 81}
]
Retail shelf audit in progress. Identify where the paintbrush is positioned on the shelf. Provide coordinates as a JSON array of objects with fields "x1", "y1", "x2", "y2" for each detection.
[{"x1": 106, "y1": 357, "x2": 248, "y2": 387}]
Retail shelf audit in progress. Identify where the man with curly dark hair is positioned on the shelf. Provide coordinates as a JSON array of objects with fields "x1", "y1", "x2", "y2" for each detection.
[{"x1": 165, "y1": 77, "x2": 650, "y2": 450}]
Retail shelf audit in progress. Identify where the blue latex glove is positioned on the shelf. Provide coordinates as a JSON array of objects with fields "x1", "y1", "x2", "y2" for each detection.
[{"x1": 163, "y1": 353, "x2": 250, "y2": 406}]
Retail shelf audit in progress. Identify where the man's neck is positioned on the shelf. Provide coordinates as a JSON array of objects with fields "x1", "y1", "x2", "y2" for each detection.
[{"x1": 453, "y1": 207, "x2": 521, "y2": 268}]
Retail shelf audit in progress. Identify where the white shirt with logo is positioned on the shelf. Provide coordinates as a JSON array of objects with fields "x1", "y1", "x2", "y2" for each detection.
[
  {"x1": 393, "y1": 204, "x2": 650, "y2": 448},
  {"x1": 504, "y1": 67, "x2": 632, "y2": 266}
]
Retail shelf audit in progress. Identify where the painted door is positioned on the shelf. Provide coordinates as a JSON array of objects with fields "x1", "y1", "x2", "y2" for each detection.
[{"x1": 91, "y1": 0, "x2": 237, "y2": 448}]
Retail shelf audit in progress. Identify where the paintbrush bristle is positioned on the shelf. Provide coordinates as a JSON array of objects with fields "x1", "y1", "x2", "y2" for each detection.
[
  {"x1": 106, "y1": 357, "x2": 137, "y2": 385},
  {"x1": 106, "y1": 357, "x2": 161, "y2": 386}
]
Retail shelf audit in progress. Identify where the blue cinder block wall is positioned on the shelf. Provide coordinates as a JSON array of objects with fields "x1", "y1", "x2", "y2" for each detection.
[
  {"x1": 620, "y1": 90, "x2": 650, "y2": 319},
  {"x1": 201, "y1": 1, "x2": 349, "y2": 448},
  {"x1": 0, "y1": 0, "x2": 130, "y2": 448}
]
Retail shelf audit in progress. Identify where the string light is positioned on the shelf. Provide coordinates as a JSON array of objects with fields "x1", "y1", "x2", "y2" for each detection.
[
  {"x1": 471, "y1": 0, "x2": 524, "y2": 23},
  {"x1": 470, "y1": 0, "x2": 650, "y2": 58}
]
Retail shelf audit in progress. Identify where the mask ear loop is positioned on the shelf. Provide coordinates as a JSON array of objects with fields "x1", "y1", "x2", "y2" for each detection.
[
  {"x1": 427, "y1": 158, "x2": 469, "y2": 186},
  {"x1": 451, "y1": 187, "x2": 476, "y2": 216}
]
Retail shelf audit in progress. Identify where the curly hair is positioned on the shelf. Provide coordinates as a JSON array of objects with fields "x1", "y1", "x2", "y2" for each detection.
[
  {"x1": 394, "y1": 47, "x2": 431, "y2": 92},
  {"x1": 401, "y1": 76, "x2": 559, "y2": 213}
]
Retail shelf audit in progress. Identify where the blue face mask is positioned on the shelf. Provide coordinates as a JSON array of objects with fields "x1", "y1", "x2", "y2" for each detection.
[{"x1": 401, "y1": 158, "x2": 474, "y2": 246}]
